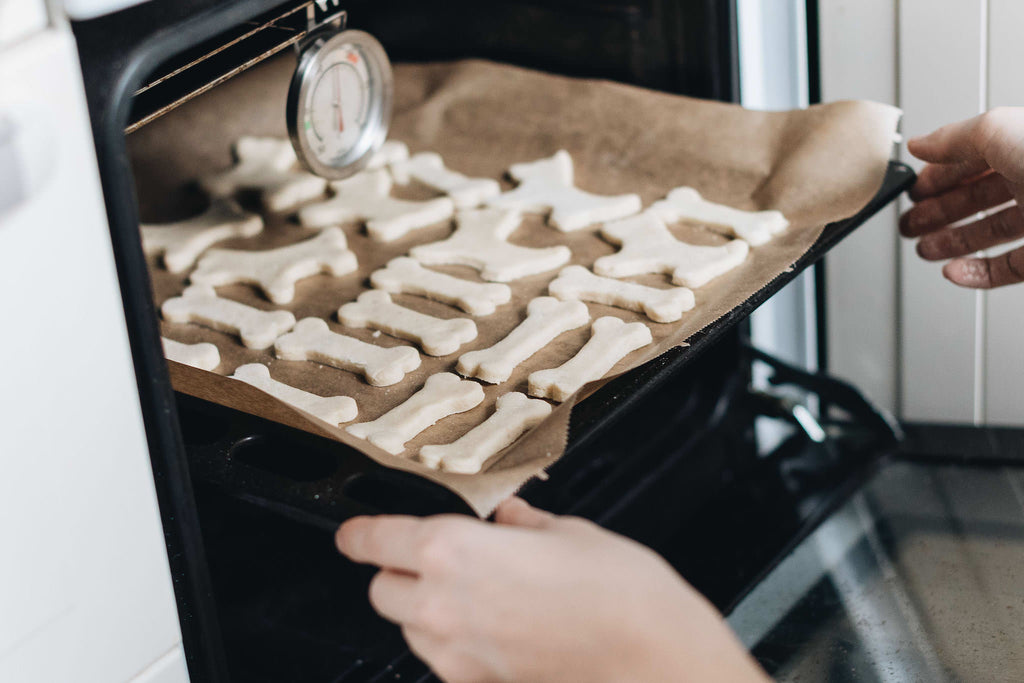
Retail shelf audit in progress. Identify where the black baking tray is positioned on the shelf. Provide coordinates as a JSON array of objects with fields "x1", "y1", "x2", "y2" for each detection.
[{"x1": 178, "y1": 160, "x2": 916, "y2": 529}]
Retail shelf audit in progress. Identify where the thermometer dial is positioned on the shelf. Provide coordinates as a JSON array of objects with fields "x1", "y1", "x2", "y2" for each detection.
[{"x1": 287, "y1": 29, "x2": 393, "y2": 179}]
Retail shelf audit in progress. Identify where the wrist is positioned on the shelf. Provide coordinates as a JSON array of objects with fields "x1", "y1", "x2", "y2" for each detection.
[{"x1": 614, "y1": 595, "x2": 769, "y2": 683}]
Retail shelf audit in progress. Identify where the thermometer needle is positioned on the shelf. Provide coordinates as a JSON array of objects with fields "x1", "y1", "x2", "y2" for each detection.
[{"x1": 334, "y1": 67, "x2": 344, "y2": 132}]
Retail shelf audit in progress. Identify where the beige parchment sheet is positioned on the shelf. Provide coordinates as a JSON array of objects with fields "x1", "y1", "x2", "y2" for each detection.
[{"x1": 130, "y1": 56, "x2": 900, "y2": 517}]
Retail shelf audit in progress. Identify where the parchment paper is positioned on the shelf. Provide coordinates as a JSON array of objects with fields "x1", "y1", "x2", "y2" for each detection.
[{"x1": 130, "y1": 56, "x2": 900, "y2": 517}]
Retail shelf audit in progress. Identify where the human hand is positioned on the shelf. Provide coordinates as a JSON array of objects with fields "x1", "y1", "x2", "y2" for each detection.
[
  {"x1": 335, "y1": 498, "x2": 768, "y2": 683},
  {"x1": 901, "y1": 108, "x2": 1024, "y2": 288}
]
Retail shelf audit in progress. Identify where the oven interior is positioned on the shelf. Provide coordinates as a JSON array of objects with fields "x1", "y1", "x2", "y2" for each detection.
[{"x1": 73, "y1": 2, "x2": 910, "y2": 680}]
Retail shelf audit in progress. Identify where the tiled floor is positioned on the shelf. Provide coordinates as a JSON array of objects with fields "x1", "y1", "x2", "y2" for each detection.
[{"x1": 730, "y1": 461, "x2": 1024, "y2": 682}]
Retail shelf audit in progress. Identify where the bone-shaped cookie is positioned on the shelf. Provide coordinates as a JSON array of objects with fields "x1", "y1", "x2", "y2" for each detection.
[
  {"x1": 161, "y1": 337, "x2": 221, "y2": 371},
  {"x1": 346, "y1": 373, "x2": 485, "y2": 455},
  {"x1": 338, "y1": 290, "x2": 477, "y2": 357},
  {"x1": 456, "y1": 296, "x2": 590, "y2": 384},
  {"x1": 391, "y1": 152, "x2": 501, "y2": 208},
  {"x1": 161, "y1": 285, "x2": 296, "y2": 350},
  {"x1": 410, "y1": 208, "x2": 571, "y2": 282},
  {"x1": 548, "y1": 265, "x2": 695, "y2": 323},
  {"x1": 231, "y1": 363, "x2": 358, "y2": 425},
  {"x1": 366, "y1": 140, "x2": 409, "y2": 170},
  {"x1": 141, "y1": 199, "x2": 263, "y2": 274},
  {"x1": 274, "y1": 317, "x2": 420, "y2": 387},
  {"x1": 594, "y1": 211, "x2": 749, "y2": 288},
  {"x1": 190, "y1": 227, "x2": 358, "y2": 304},
  {"x1": 528, "y1": 316, "x2": 652, "y2": 402},
  {"x1": 418, "y1": 392, "x2": 552, "y2": 474},
  {"x1": 651, "y1": 187, "x2": 789, "y2": 246},
  {"x1": 297, "y1": 168, "x2": 455, "y2": 242},
  {"x1": 487, "y1": 150, "x2": 642, "y2": 232},
  {"x1": 200, "y1": 137, "x2": 327, "y2": 213},
  {"x1": 370, "y1": 257, "x2": 512, "y2": 316}
]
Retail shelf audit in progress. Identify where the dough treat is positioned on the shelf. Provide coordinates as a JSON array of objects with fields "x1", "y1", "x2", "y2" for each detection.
[
  {"x1": 200, "y1": 137, "x2": 327, "y2": 213},
  {"x1": 346, "y1": 373, "x2": 485, "y2": 455},
  {"x1": 366, "y1": 140, "x2": 410, "y2": 169},
  {"x1": 528, "y1": 316, "x2": 652, "y2": 402},
  {"x1": 231, "y1": 363, "x2": 357, "y2": 425},
  {"x1": 338, "y1": 290, "x2": 477, "y2": 357},
  {"x1": 487, "y1": 150, "x2": 641, "y2": 231},
  {"x1": 161, "y1": 337, "x2": 221, "y2": 371},
  {"x1": 548, "y1": 265, "x2": 695, "y2": 323},
  {"x1": 391, "y1": 152, "x2": 501, "y2": 208},
  {"x1": 456, "y1": 296, "x2": 590, "y2": 384},
  {"x1": 297, "y1": 168, "x2": 454, "y2": 242},
  {"x1": 419, "y1": 392, "x2": 552, "y2": 474},
  {"x1": 161, "y1": 285, "x2": 296, "y2": 350},
  {"x1": 141, "y1": 199, "x2": 263, "y2": 274},
  {"x1": 370, "y1": 257, "x2": 512, "y2": 316},
  {"x1": 410, "y1": 208, "x2": 571, "y2": 282},
  {"x1": 595, "y1": 211, "x2": 749, "y2": 288},
  {"x1": 274, "y1": 318, "x2": 420, "y2": 387},
  {"x1": 190, "y1": 227, "x2": 358, "y2": 304},
  {"x1": 651, "y1": 187, "x2": 789, "y2": 246}
]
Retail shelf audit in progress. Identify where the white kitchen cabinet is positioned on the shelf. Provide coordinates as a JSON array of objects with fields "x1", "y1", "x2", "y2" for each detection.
[
  {"x1": 0, "y1": 20, "x2": 186, "y2": 683},
  {"x1": 983, "y1": 0, "x2": 1024, "y2": 426}
]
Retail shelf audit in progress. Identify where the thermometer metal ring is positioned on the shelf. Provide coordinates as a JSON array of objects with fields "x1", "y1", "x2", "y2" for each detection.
[{"x1": 287, "y1": 29, "x2": 393, "y2": 180}]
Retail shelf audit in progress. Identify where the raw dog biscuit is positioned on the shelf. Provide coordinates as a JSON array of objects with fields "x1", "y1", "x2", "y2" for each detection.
[
  {"x1": 488, "y1": 150, "x2": 641, "y2": 231},
  {"x1": 200, "y1": 137, "x2": 327, "y2": 213},
  {"x1": 297, "y1": 169, "x2": 454, "y2": 242},
  {"x1": 410, "y1": 208, "x2": 571, "y2": 282},
  {"x1": 161, "y1": 285, "x2": 296, "y2": 350},
  {"x1": 419, "y1": 392, "x2": 552, "y2": 474},
  {"x1": 274, "y1": 318, "x2": 420, "y2": 387},
  {"x1": 595, "y1": 211, "x2": 749, "y2": 288},
  {"x1": 370, "y1": 257, "x2": 512, "y2": 316},
  {"x1": 528, "y1": 316, "x2": 652, "y2": 402},
  {"x1": 651, "y1": 187, "x2": 789, "y2": 246},
  {"x1": 161, "y1": 337, "x2": 221, "y2": 371},
  {"x1": 190, "y1": 227, "x2": 358, "y2": 304},
  {"x1": 366, "y1": 140, "x2": 410, "y2": 169},
  {"x1": 456, "y1": 296, "x2": 590, "y2": 384},
  {"x1": 338, "y1": 290, "x2": 478, "y2": 357},
  {"x1": 346, "y1": 373, "x2": 485, "y2": 455},
  {"x1": 141, "y1": 199, "x2": 263, "y2": 274},
  {"x1": 548, "y1": 265, "x2": 695, "y2": 323},
  {"x1": 231, "y1": 363, "x2": 358, "y2": 425},
  {"x1": 390, "y1": 152, "x2": 501, "y2": 208}
]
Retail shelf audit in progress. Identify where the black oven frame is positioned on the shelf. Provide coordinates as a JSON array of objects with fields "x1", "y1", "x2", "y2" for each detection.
[{"x1": 73, "y1": 1, "x2": 912, "y2": 680}]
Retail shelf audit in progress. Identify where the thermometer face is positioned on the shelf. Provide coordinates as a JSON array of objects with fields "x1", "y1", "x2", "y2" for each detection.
[{"x1": 288, "y1": 30, "x2": 393, "y2": 179}]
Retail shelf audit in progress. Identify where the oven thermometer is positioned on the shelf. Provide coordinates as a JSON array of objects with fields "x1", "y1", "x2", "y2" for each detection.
[{"x1": 287, "y1": 26, "x2": 393, "y2": 179}]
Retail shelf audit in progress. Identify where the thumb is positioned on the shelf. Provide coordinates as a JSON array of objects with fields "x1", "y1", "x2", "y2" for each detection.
[{"x1": 494, "y1": 497, "x2": 556, "y2": 529}]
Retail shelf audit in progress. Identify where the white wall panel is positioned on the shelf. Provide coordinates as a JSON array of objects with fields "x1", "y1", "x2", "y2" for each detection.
[
  {"x1": 898, "y1": 0, "x2": 988, "y2": 423},
  {"x1": 984, "y1": 0, "x2": 1024, "y2": 426},
  {"x1": 819, "y1": 0, "x2": 899, "y2": 413},
  {"x1": 822, "y1": 0, "x2": 1022, "y2": 426}
]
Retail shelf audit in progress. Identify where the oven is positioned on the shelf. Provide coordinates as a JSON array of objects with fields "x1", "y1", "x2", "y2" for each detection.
[{"x1": 4, "y1": 1, "x2": 911, "y2": 681}]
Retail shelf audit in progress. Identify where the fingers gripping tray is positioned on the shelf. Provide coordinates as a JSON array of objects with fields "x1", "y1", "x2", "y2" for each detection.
[{"x1": 133, "y1": 57, "x2": 907, "y2": 520}]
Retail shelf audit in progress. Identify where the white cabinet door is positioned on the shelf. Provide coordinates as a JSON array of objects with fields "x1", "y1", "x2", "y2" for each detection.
[
  {"x1": 984, "y1": 0, "x2": 1024, "y2": 427},
  {"x1": 819, "y1": 0, "x2": 899, "y2": 415},
  {"x1": 897, "y1": 0, "x2": 989, "y2": 424},
  {"x1": 0, "y1": 27, "x2": 186, "y2": 683}
]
